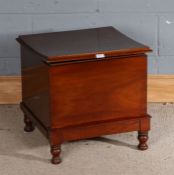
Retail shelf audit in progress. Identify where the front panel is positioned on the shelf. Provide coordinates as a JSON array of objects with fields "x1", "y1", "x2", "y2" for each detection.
[{"x1": 50, "y1": 56, "x2": 147, "y2": 128}]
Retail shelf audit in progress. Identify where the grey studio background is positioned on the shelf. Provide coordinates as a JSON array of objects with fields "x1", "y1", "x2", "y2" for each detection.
[{"x1": 0, "y1": 0, "x2": 174, "y2": 75}]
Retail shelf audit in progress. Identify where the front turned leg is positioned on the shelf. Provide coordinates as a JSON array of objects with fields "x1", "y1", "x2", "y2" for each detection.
[
  {"x1": 24, "y1": 115, "x2": 35, "y2": 132},
  {"x1": 137, "y1": 131, "x2": 148, "y2": 150},
  {"x1": 51, "y1": 145, "x2": 61, "y2": 164}
]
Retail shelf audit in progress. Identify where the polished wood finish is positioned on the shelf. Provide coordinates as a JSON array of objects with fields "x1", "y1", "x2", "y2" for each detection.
[
  {"x1": 1, "y1": 75, "x2": 174, "y2": 104},
  {"x1": 51, "y1": 145, "x2": 61, "y2": 164},
  {"x1": 24, "y1": 115, "x2": 35, "y2": 132},
  {"x1": 17, "y1": 27, "x2": 152, "y2": 164},
  {"x1": 138, "y1": 131, "x2": 149, "y2": 150},
  {"x1": 50, "y1": 56, "x2": 147, "y2": 128},
  {"x1": 17, "y1": 26, "x2": 151, "y2": 62}
]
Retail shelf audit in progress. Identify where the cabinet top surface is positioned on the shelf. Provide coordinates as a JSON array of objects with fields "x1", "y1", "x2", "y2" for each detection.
[{"x1": 17, "y1": 26, "x2": 151, "y2": 62}]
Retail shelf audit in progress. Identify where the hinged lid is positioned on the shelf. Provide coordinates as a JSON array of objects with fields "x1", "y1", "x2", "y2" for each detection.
[{"x1": 17, "y1": 26, "x2": 152, "y2": 63}]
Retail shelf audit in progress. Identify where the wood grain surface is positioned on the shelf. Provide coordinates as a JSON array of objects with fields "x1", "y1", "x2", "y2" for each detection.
[
  {"x1": 17, "y1": 27, "x2": 151, "y2": 62},
  {"x1": 148, "y1": 75, "x2": 174, "y2": 102},
  {"x1": 0, "y1": 76, "x2": 21, "y2": 104},
  {"x1": 49, "y1": 56, "x2": 147, "y2": 128},
  {"x1": 17, "y1": 27, "x2": 151, "y2": 164},
  {"x1": 0, "y1": 75, "x2": 173, "y2": 104}
]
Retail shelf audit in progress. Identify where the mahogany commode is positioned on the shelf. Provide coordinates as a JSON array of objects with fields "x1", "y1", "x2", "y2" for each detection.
[{"x1": 17, "y1": 26, "x2": 152, "y2": 164}]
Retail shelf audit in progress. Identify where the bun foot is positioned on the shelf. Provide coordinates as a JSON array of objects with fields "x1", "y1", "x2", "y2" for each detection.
[
  {"x1": 24, "y1": 115, "x2": 35, "y2": 132},
  {"x1": 51, "y1": 145, "x2": 61, "y2": 165},
  {"x1": 137, "y1": 131, "x2": 148, "y2": 150},
  {"x1": 51, "y1": 157, "x2": 61, "y2": 164}
]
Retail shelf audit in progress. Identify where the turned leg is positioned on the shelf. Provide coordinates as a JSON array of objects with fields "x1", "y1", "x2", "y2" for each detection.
[
  {"x1": 137, "y1": 131, "x2": 148, "y2": 150},
  {"x1": 24, "y1": 115, "x2": 35, "y2": 132},
  {"x1": 50, "y1": 145, "x2": 61, "y2": 164}
]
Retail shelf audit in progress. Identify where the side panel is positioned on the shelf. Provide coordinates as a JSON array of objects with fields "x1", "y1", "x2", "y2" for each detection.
[
  {"x1": 21, "y1": 45, "x2": 50, "y2": 128},
  {"x1": 50, "y1": 56, "x2": 147, "y2": 128}
]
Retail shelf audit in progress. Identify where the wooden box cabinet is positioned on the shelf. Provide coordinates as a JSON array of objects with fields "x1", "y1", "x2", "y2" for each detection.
[{"x1": 17, "y1": 27, "x2": 152, "y2": 164}]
